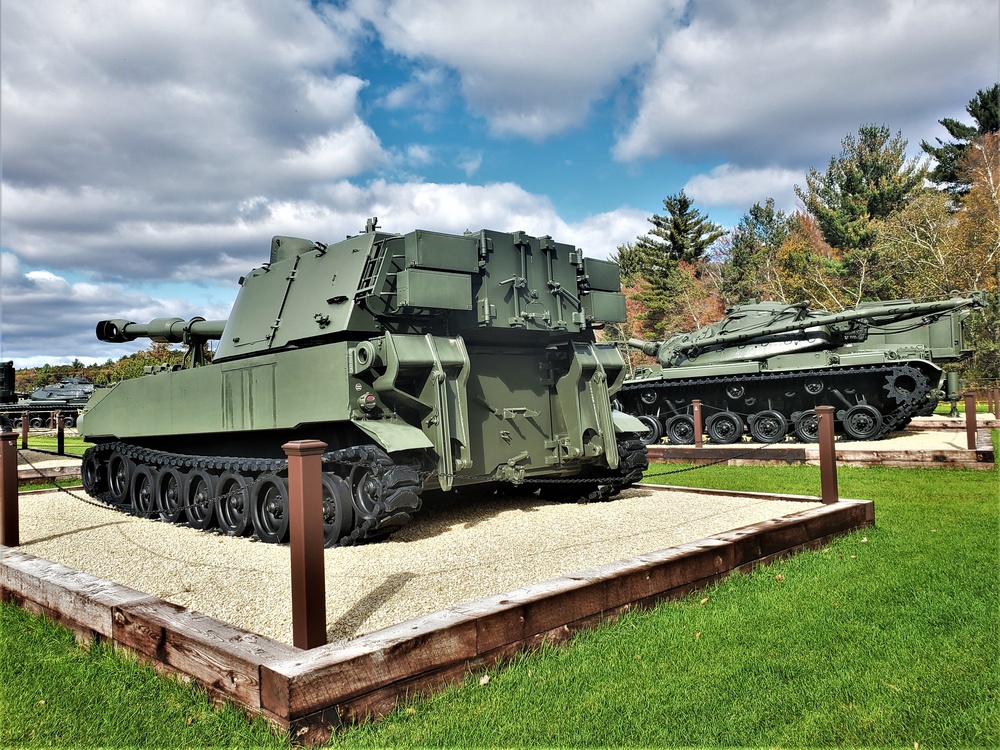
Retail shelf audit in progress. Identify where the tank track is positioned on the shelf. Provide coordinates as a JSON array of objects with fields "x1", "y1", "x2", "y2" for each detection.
[
  {"x1": 80, "y1": 441, "x2": 425, "y2": 547},
  {"x1": 528, "y1": 438, "x2": 649, "y2": 503},
  {"x1": 79, "y1": 438, "x2": 649, "y2": 544},
  {"x1": 618, "y1": 363, "x2": 935, "y2": 445}
]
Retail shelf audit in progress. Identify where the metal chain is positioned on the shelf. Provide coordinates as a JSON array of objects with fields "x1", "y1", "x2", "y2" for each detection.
[{"x1": 642, "y1": 440, "x2": 773, "y2": 479}]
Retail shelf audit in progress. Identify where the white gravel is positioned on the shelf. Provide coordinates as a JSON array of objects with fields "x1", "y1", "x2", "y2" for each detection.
[{"x1": 11, "y1": 483, "x2": 820, "y2": 645}]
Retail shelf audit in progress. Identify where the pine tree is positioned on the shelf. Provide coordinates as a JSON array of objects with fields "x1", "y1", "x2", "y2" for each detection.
[
  {"x1": 634, "y1": 190, "x2": 725, "y2": 269},
  {"x1": 921, "y1": 84, "x2": 1000, "y2": 193},
  {"x1": 796, "y1": 124, "x2": 926, "y2": 253},
  {"x1": 720, "y1": 198, "x2": 789, "y2": 305}
]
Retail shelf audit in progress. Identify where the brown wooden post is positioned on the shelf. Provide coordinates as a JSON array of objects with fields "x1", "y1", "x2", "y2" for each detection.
[
  {"x1": 692, "y1": 399, "x2": 703, "y2": 448},
  {"x1": 964, "y1": 391, "x2": 978, "y2": 450},
  {"x1": 816, "y1": 406, "x2": 838, "y2": 505},
  {"x1": 57, "y1": 413, "x2": 65, "y2": 456},
  {"x1": 992, "y1": 387, "x2": 999, "y2": 418},
  {"x1": 20, "y1": 412, "x2": 28, "y2": 450},
  {"x1": 1, "y1": 431, "x2": 18, "y2": 547},
  {"x1": 284, "y1": 439, "x2": 327, "y2": 650}
]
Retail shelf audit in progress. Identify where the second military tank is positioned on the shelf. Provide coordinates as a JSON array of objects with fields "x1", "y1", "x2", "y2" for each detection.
[
  {"x1": 620, "y1": 294, "x2": 984, "y2": 444},
  {"x1": 78, "y1": 220, "x2": 648, "y2": 546},
  {"x1": 0, "y1": 362, "x2": 94, "y2": 428}
]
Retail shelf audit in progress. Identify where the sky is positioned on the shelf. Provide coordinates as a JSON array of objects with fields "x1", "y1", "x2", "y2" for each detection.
[{"x1": 1, "y1": 0, "x2": 997, "y2": 368}]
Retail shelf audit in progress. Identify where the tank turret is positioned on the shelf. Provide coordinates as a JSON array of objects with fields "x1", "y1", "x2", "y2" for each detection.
[
  {"x1": 28, "y1": 376, "x2": 94, "y2": 404},
  {"x1": 78, "y1": 220, "x2": 647, "y2": 547},
  {"x1": 619, "y1": 294, "x2": 984, "y2": 445}
]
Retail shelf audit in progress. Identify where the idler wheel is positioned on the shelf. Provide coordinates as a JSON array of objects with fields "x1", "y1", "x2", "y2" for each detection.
[
  {"x1": 322, "y1": 473, "x2": 354, "y2": 547},
  {"x1": 749, "y1": 410, "x2": 788, "y2": 443},
  {"x1": 793, "y1": 410, "x2": 821, "y2": 443},
  {"x1": 706, "y1": 411, "x2": 744, "y2": 444},
  {"x1": 216, "y1": 470, "x2": 253, "y2": 536},
  {"x1": 842, "y1": 404, "x2": 884, "y2": 441},
  {"x1": 352, "y1": 466, "x2": 383, "y2": 524},
  {"x1": 156, "y1": 467, "x2": 186, "y2": 523},
  {"x1": 252, "y1": 475, "x2": 290, "y2": 544},
  {"x1": 129, "y1": 465, "x2": 156, "y2": 517},
  {"x1": 81, "y1": 449, "x2": 107, "y2": 495},
  {"x1": 636, "y1": 415, "x2": 663, "y2": 445},
  {"x1": 107, "y1": 450, "x2": 133, "y2": 505},
  {"x1": 184, "y1": 470, "x2": 217, "y2": 530},
  {"x1": 665, "y1": 414, "x2": 695, "y2": 444}
]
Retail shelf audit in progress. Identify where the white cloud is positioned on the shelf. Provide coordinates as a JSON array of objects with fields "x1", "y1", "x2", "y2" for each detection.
[
  {"x1": 0, "y1": 252, "x2": 231, "y2": 365},
  {"x1": 359, "y1": 0, "x2": 678, "y2": 139},
  {"x1": 458, "y1": 151, "x2": 483, "y2": 177},
  {"x1": 613, "y1": 0, "x2": 998, "y2": 165},
  {"x1": 0, "y1": 0, "x2": 389, "y2": 285},
  {"x1": 684, "y1": 165, "x2": 803, "y2": 214}
]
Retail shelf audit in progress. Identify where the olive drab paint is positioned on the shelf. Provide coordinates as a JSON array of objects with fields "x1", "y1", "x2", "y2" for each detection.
[
  {"x1": 620, "y1": 294, "x2": 985, "y2": 446},
  {"x1": 77, "y1": 220, "x2": 648, "y2": 546}
]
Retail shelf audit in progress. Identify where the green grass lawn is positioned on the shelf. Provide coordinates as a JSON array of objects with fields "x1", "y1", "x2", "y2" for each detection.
[
  {"x1": 15, "y1": 433, "x2": 91, "y2": 457},
  {"x1": 2, "y1": 443, "x2": 997, "y2": 747}
]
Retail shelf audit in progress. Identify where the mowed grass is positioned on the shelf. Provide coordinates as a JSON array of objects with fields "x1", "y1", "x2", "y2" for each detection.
[
  {"x1": 1, "y1": 439, "x2": 997, "y2": 747},
  {"x1": 14, "y1": 433, "x2": 91, "y2": 457}
]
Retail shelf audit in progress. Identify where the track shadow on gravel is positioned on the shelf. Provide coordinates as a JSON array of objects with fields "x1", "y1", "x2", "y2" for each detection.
[
  {"x1": 385, "y1": 485, "x2": 652, "y2": 545},
  {"x1": 327, "y1": 571, "x2": 418, "y2": 641}
]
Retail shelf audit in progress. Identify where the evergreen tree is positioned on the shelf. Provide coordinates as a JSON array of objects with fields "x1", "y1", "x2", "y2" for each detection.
[
  {"x1": 609, "y1": 241, "x2": 646, "y2": 286},
  {"x1": 634, "y1": 190, "x2": 725, "y2": 270},
  {"x1": 720, "y1": 198, "x2": 790, "y2": 305},
  {"x1": 921, "y1": 84, "x2": 1000, "y2": 193},
  {"x1": 796, "y1": 124, "x2": 926, "y2": 253}
]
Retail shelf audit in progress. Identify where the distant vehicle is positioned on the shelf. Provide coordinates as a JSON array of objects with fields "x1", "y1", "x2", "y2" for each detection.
[
  {"x1": 619, "y1": 294, "x2": 984, "y2": 444},
  {"x1": 0, "y1": 361, "x2": 93, "y2": 429}
]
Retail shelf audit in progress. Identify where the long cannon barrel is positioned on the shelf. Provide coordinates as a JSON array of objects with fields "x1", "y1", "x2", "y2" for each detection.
[
  {"x1": 629, "y1": 294, "x2": 985, "y2": 364},
  {"x1": 96, "y1": 317, "x2": 228, "y2": 344}
]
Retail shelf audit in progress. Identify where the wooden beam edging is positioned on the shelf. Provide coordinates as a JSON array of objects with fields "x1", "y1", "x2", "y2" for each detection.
[
  {"x1": 1, "y1": 497, "x2": 875, "y2": 745},
  {"x1": 259, "y1": 498, "x2": 874, "y2": 738}
]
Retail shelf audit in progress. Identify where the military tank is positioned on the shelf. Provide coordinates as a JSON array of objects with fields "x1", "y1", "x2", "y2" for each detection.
[
  {"x1": 78, "y1": 219, "x2": 648, "y2": 546},
  {"x1": 0, "y1": 361, "x2": 94, "y2": 428},
  {"x1": 620, "y1": 294, "x2": 984, "y2": 444}
]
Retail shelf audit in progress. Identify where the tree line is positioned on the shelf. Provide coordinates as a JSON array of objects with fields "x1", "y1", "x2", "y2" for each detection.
[
  {"x1": 14, "y1": 343, "x2": 188, "y2": 394},
  {"x1": 611, "y1": 85, "x2": 1000, "y2": 381}
]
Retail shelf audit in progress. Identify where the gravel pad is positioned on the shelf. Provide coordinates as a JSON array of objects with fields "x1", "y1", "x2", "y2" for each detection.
[{"x1": 13, "y1": 485, "x2": 820, "y2": 645}]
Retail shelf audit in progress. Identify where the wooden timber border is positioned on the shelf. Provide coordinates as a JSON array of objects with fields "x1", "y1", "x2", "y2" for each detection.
[
  {"x1": 647, "y1": 427, "x2": 995, "y2": 470},
  {"x1": 1, "y1": 492, "x2": 872, "y2": 744}
]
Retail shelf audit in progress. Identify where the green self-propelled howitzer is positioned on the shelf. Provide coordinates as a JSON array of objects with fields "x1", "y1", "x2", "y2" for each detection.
[
  {"x1": 78, "y1": 220, "x2": 648, "y2": 545},
  {"x1": 619, "y1": 293, "x2": 985, "y2": 445}
]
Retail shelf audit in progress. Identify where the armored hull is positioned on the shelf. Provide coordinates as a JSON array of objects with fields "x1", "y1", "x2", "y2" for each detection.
[{"x1": 78, "y1": 221, "x2": 648, "y2": 545}]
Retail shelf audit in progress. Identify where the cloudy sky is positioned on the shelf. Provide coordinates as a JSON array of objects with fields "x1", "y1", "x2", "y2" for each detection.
[{"x1": 1, "y1": 0, "x2": 997, "y2": 367}]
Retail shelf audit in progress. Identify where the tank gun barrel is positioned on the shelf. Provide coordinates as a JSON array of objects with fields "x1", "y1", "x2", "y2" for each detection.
[
  {"x1": 689, "y1": 295, "x2": 980, "y2": 350},
  {"x1": 635, "y1": 294, "x2": 984, "y2": 367},
  {"x1": 96, "y1": 317, "x2": 227, "y2": 345},
  {"x1": 626, "y1": 338, "x2": 661, "y2": 357}
]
